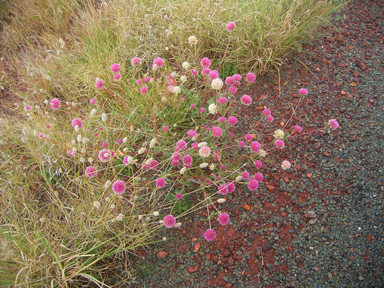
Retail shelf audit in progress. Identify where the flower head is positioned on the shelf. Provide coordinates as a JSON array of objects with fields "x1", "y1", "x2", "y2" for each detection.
[
  {"x1": 89, "y1": 98, "x2": 96, "y2": 105},
  {"x1": 266, "y1": 115, "x2": 274, "y2": 122},
  {"x1": 254, "y1": 173, "x2": 263, "y2": 182},
  {"x1": 95, "y1": 80, "x2": 104, "y2": 89},
  {"x1": 226, "y1": 22, "x2": 235, "y2": 31},
  {"x1": 187, "y1": 130, "x2": 197, "y2": 138},
  {"x1": 299, "y1": 88, "x2": 308, "y2": 95},
  {"x1": 233, "y1": 74, "x2": 241, "y2": 81},
  {"x1": 85, "y1": 166, "x2": 98, "y2": 178},
  {"x1": 219, "y1": 97, "x2": 227, "y2": 104},
  {"x1": 182, "y1": 155, "x2": 193, "y2": 168},
  {"x1": 219, "y1": 184, "x2": 228, "y2": 195},
  {"x1": 250, "y1": 141, "x2": 261, "y2": 153},
  {"x1": 149, "y1": 160, "x2": 158, "y2": 170},
  {"x1": 228, "y1": 86, "x2": 237, "y2": 94},
  {"x1": 156, "y1": 178, "x2": 166, "y2": 188},
  {"x1": 131, "y1": 57, "x2": 141, "y2": 66},
  {"x1": 281, "y1": 160, "x2": 291, "y2": 170},
  {"x1": 71, "y1": 118, "x2": 83, "y2": 129},
  {"x1": 191, "y1": 69, "x2": 198, "y2": 76},
  {"x1": 248, "y1": 179, "x2": 259, "y2": 191},
  {"x1": 218, "y1": 213, "x2": 230, "y2": 225},
  {"x1": 49, "y1": 98, "x2": 61, "y2": 110},
  {"x1": 212, "y1": 126, "x2": 223, "y2": 138},
  {"x1": 98, "y1": 149, "x2": 114, "y2": 162},
  {"x1": 255, "y1": 160, "x2": 262, "y2": 169},
  {"x1": 245, "y1": 134, "x2": 253, "y2": 141},
  {"x1": 140, "y1": 86, "x2": 148, "y2": 94},
  {"x1": 227, "y1": 182, "x2": 236, "y2": 193},
  {"x1": 263, "y1": 109, "x2": 271, "y2": 116},
  {"x1": 228, "y1": 116, "x2": 237, "y2": 126},
  {"x1": 188, "y1": 35, "x2": 198, "y2": 45},
  {"x1": 329, "y1": 119, "x2": 339, "y2": 130},
  {"x1": 239, "y1": 140, "x2": 245, "y2": 147},
  {"x1": 209, "y1": 70, "x2": 219, "y2": 79},
  {"x1": 201, "y1": 57, "x2": 211, "y2": 68},
  {"x1": 211, "y1": 78, "x2": 223, "y2": 90},
  {"x1": 208, "y1": 103, "x2": 218, "y2": 114},
  {"x1": 172, "y1": 152, "x2": 181, "y2": 161},
  {"x1": 204, "y1": 229, "x2": 216, "y2": 241},
  {"x1": 246, "y1": 72, "x2": 256, "y2": 82},
  {"x1": 163, "y1": 126, "x2": 168, "y2": 132},
  {"x1": 241, "y1": 95, "x2": 252, "y2": 105},
  {"x1": 202, "y1": 68, "x2": 210, "y2": 75},
  {"x1": 175, "y1": 140, "x2": 187, "y2": 152},
  {"x1": 163, "y1": 215, "x2": 176, "y2": 228},
  {"x1": 114, "y1": 73, "x2": 121, "y2": 80},
  {"x1": 199, "y1": 146, "x2": 211, "y2": 157},
  {"x1": 182, "y1": 62, "x2": 190, "y2": 70},
  {"x1": 275, "y1": 139, "x2": 285, "y2": 149},
  {"x1": 111, "y1": 63, "x2": 121, "y2": 73},
  {"x1": 242, "y1": 170, "x2": 250, "y2": 180},
  {"x1": 153, "y1": 57, "x2": 164, "y2": 67},
  {"x1": 273, "y1": 129, "x2": 284, "y2": 139},
  {"x1": 294, "y1": 125, "x2": 302, "y2": 133},
  {"x1": 112, "y1": 180, "x2": 126, "y2": 194},
  {"x1": 176, "y1": 193, "x2": 183, "y2": 200}
]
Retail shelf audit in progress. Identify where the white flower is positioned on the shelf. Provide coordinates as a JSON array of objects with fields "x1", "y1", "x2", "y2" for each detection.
[
  {"x1": 72, "y1": 147, "x2": 77, "y2": 153},
  {"x1": 211, "y1": 78, "x2": 223, "y2": 90},
  {"x1": 180, "y1": 167, "x2": 187, "y2": 174},
  {"x1": 182, "y1": 62, "x2": 190, "y2": 70},
  {"x1": 198, "y1": 142, "x2": 207, "y2": 148},
  {"x1": 82, "y1": 138, "x2": 89, "y2": 144},
  {"x1": 145, "y1": 157, "x2": 153, "y2": 165},
  {"x1": 138, "y1": 148, "x2": 146, "y2": 154},
  {"x1": 110, "y1": 204, "x2": 116, "y2": 209},
  {"x1": 175, "y1": 222, "x2": 182, "y2": 228},
  {"x1": 200, "y1": 163, "x2": 209, "y2": 168},
  {"x1": 171, "y1": 72, "x2": 177, "y2": 78},
  {"x1": 218, "y1": 198, "x2": 226, "y2": 203},
  {"x1": 258, "y1": 149, "x2": 267, "y2": 157},
  {"x1": 273, "y1": 129, "x2": 285, "y2": 139},
  {"x1": 88, "y1": 157, "x2": 93, "y2": 163},
  {"x1": 209, "y1": 163, "x2": 215, "y2": 171},
  {"x1": 281, "y1": 160, "x2": 291, "y2": 170},
  {"x1": 180, "y1": 75, "x2": 187, "y2": 82},
  {"x1": 71, "y1": 140, "x2": 76, "y2": 146},
  {"x1": 235, "y1": 176, "x2": 243, "y2": 182},
  {"x1": 138, "y1": 215, "x2": 143, "y2": 220},
  {"x1": 44, "y1": 100, "x2": 49, "y2": 104},
  {"x1": 90, "y1": 109, "x2": 96, "y2": 116},
  {"x1": 104, "y1": 180, "x2": 111, "y2": 188},
  {"x1": 145, "y1": 216, "x2": 150, "y2": 222},
  {"x1": 93, "y1": 201, "x2": 101, "y2": 209},
  {"x1": 101, "y1": 113, "x2": 107, "y2": 122},
  {"x1": 74, "y1": 125, "x2": 79, "y2": 132},
  {"x1": 153, "y1": 211, "x2": 159, "y2": 216},
  {"x1": 152, "y1": 64, "x2": 158, "y2": 71},
  {"x1": 123, "y1": 137, "x2": 128, "y2": 143},
  {"x1": 123, "y1": 148, "x2": 128, "y2": 152},
  {"x1": 163, "y1": 237, "x2": 167, "y2": 241},
  {"x1": 208, "y1": 103, "x2": 218, "y2": 114},
  {"x1": 188, "y1": 35, "x2": 198, "y2": 45},
  {"x1": 79, "y1": 157, "x2": 85, "y2": 163},
  {"x1": 173, "y1": 86, "x2": 181, "y2": 94},
  {"x1": 161, "y1": 96, "x2": 167, "y2": 102},
  {"x1": 150, "y1": 138, "x2": 157, "y2": 148},
  {"x1": 116, "y1": 214, "x2": 124, "y2": 221},
  {"x1": 33, "y1": 130, "x2": 38, "y2": 136},
  {"x1": 22, "y1": 128, "x2": 28, "y2": 136},
  {"x1": 77, "y1": 135, "x2": 82, "y2": 142}
]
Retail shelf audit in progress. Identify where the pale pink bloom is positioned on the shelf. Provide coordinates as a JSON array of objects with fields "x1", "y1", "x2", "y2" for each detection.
[
  {"x1": 112, "y1": 180, "x2": 125, "y2": 194},
  {"x1": 191, "y1": 69, "x2": 198, "y2": 76},
  {"x1": 123, "y1": 155, "x2": 130, "y2": 165},
  {"x1": 219, "y1": 184, "x2": 228, "y2": 195},
  {"x1": 199, "y1": 146, "x2": 211, "y2": 157},
  {"x1": 254, "y1": 173, "x2": 263, "y2": 182},
  {"x1": 190, "y1": 104, "x2": 195, "y2": 109},
  {"x1": 242, "y1": 171, "x2": 250, "y2": 180},
  {"x1": 245, "y1": 134, "x2": 253, "y2": 141},
  {"x1": 25, "y1": 106, "x2": 32, "y2": 111},
  {"x1": 266, "y1": 115, "x2": 274, "y2": 122},
  {"x1": 218, "y1": 213, "x2": 230, "y2": 225},
  {"x1": 226, "y1": 22, "x2": 235, "y2": 31},
  {"x1": 176, "y1": 193, "x2": 183, "y2": 200},
  {"x1": 183, "y1": 155, "x2": 193, "y2": 168},
  {"x1": 204, "y1": 229, "x2": 216, "y2": 241},
  {"x1": 219, "y1": 97, "x2": 227, "y2": 104},
  {"x1": 175, "y1": 140, "x2": 187, "y2": 152},
  {"x1": 209, "y1": 70, "x2": 219, "y2": 79},
  {"x1": 102, "y1": 142, "x2": 108, "y2": 147},
  {"x1": 263, "y1": 109, "x2": 271, "y2": 116},
  {"x1": 212, "y1": 126, "x2": 223, "y2": 138},
  {"x1": 281, "y1": 160, "x2": 291, "y2": 170},
  {"x1": 233, "y1": 74, "x2": 241, "y2": 81},
  {"x1": 85, "y1": 166, "x2": 98, "y2": 178},
  {"x1": 67, "y1": 149, "x2": 75, "y2": 157},
  {"x1": 163, "y1": 215, "x2": 176, "y2": 228},
  {"x1": 221, "y1": 165, "x2": 226, "y2": 170},
  {"x1": 95, "y1": 80, "x2": 104, "y2": 89},
  {"x1": 89, "y1": 98, "x2": 96, "y2": 105},
  {"x1": 201, "y1": 57, "x2": 211, "y2": 67},
  {"x1": 294, "y1": 125, "x2": 302, "y2": 133},
  {"x1": 241, "y1": 95, "x2": 252, "y2": 105},
  {"x1": 246, "y1": 72, "x2": 256, "y2": 82},
  {"x1": 187, "y1": 130, "x2": 197, "y2": 138},
  {"x1": 149, "y1": 160, "x2": 158, "y2": 170},
  {"x1": 114, "y1": 73, "x2": 121, "y2": 80},
  {"x1": 172, "y1": 152, "x2": 181, "y2": 161},
  {"x1": 200, "y1": 107, "x2": 206, "y2": 112},
  {"x1": 192, "y1": 143, "x2": 198, "y2": 149},
  {"x1": 299, "y1": 88, "x2": 308, "y2": 95},
  {"x1": 275, "y1": 139, "x2": 285, "y2": 149},
  {"x1": 250, "y1": 141, "x2": 261, "y2": 153},
  {"x1": 111, "y1": 63, "x2": 121, "y2": 73},
  {"x1": 239, "y1": 141, "x2": 245, "y2": 147},
  {"x1": 163, "y1": 126, "x2": 168, "y2": 132},
  {"x1": 225, "y1": 77, "x2": 234, "y2": 85},
  {"x1": 38, "y1": 133, "x2": 44, "y2": 138},
  {"x1": 248, "y1": 179, "x2": 259, "y2": 191},
  {"x1": 202, "y1": 68, "x2": 210, "y2": 75},
  {"x1": 137, "y1": 79, "x2": 142, "y2": 85},
  {"x1": 156, "y1": 178, "x2": 165, "y2": 188},
  {"x1": 140, "y1": 86, "x2": 148, "y2": 94},
  {"x1": 153, "y1": 57, "x2": 164, "y2": 67},
  {"x1": 255, "y1": 160, "x2": 262, "y2": 169},
  {"x1": 220, "y1": 116, "x2": 226, "y2": 123},
  {"x1": 172, "y1": 160, "x2": 179, "y2": 166},
  {"x1": 131, "y1": 57, "x2": 141, "y2": 66},
  {"x1": 329, "y1": 119, "x2": 339, "y2": 130},
  {"x1": 144, "y1": 76, "x2": 150, "y2": 83},
  {"x1": 49, "y1": 98, "x2": 61, "y2": 109},
  {"x1": 228, "y1": 86, "x2": 237, "y2": 94},
  {"x1": 98, "y1": 149, "x2": 113, "y2": 162},
  {"x1": 117, "y1": 139, "x2": 123, "y2": 144},
  {"x1": 228, "y1": 116, "x2": 237, "y2": 126},
  {"x1": 71, "y1": 118, "x2": 83, "y2": 129}
]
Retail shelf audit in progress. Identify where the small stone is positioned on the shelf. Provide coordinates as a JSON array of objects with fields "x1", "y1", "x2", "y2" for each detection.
[
  {"x1": 307, "y1": 173, "x2": 312, "y2": 178},
  {"x1": 256, "y1": 247, "x2": 262, "y2": 256},
  {"x1": 309, "y1": 218, "x2": 318, "y2": 225},
  {"x1": 193, "y1": 242, "x2": 201, "y2": 252},
  {"x1": 263, "y1": 240, "x2": 273, "y2": 251},
  {"x1": 187, "y1": 265, "x2": 199, "y2": 273},
  {"x1": 157, "y1": 251, "x2": 168, "y2": 259},
  {"x1": 244, "y1": 204, "x2": 251, "y2": 211},
  {"x1": 352, "y1": 71, "x2": 360, "y2": 77},
  {"x1": 193, "y1": 226, "x2": 205, "y2": 238},
  {"x1": 305, "y1": 211, "x2": 317, "y2": 218},
  {"x1": 359, "y1": 62, "x2": 366, "y2": 70}
]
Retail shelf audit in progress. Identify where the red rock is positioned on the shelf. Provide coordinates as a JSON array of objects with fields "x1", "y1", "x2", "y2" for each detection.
[
  {"x1": 367, "y1": 234, "x2": 372, "y2": 241},
  {"x1": 256, "y1": 106, "x2": 264, "y2": 111},
  {"x1": 177, "y1": 244, "x2": 189, "y2": 252},
  {"x1": 323, "y1": 152, "x2": 330, "y2": 156},
  {"x1": 193, "y1": 226, "x2": 205, "y2": 238},
  {"x1": 267, "y1": 185, "x2": 275, "y2": 190},
  {"x1": 307, "y1": 173, "x2": 313, "y2": 178},
  {"x1": 206, "y1": 254, "x2": 211, "y2": 260},
  {"x1": 359, "y1": 62, "x2": 366, "y2": 70},
  {"x1": 157, "y1": 251, "x2": 168, "y2": 259},
  {"x1": 244, "y1": 204, "x2": 251, "y2": 210},
  {"x1": 283, "y1": 178, "x2": 289, "y2": 183},
  {"x1": 187, "y1": 265, "x2": 199, "y2": 273},
  {"x1": 193, "y1": 242, "x2": 201, "y2": 252},
  {"x1": 228, "y1": 257, "x2": 234, "y2": 265},
  {"x1": 352, "y1": 71, "x2": 360, "y2": 77}
]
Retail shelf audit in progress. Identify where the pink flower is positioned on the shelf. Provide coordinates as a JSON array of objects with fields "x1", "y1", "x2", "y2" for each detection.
[
  {"x1": 25, "y1": 106, "x2": 32, "y2": 111},
  {"x1": 191, "y1": 69, "x2": 198, "y2": 76},
  {"x1": 172, "y1": 152, "x2": 181, "y2": 161},
  {"x1": 144, "y1": 76, "x2": 150, "y2": 83},
  {"x1": 111, "y1": 63, "x2": 121, "y2": 73},
  {"x1": 214, "y1": 150, "x2": 221, "y2": 161},
  {"x1": 219, "y1": 97, "x2": 227, "y2": 104},
  {"x1": 204, "y1": 229, "x2": 216, "y2": 241},
  {"x1": 219, "y1": 116, "x2": 226, "y2": 123},
  {"x1": 227, "y1": 182, "x2": 236, "y2": 193},
  {"x1": 246, "y1": 72, "x2": 256, "y2": 82},
  {"x1": 245, "y1": 134, "x2": 253, "y2": 141},
  {"x1": 117, "y1": 139, "x2": 123, "y2": 144},
  {"x1": 228, "y1": 116, "x2": 237, "y2": 126},
  {"x1": 71, "y1": 118, "x2": 83, "y2": 129},
  {"x1": 202, "y1": 68, "x2": 210, "y2": 75},
  {"x1": 49, "y1": 98, "x2": 61, "y2": 110},
  {"x1": 228, "y1": 132, "x2": 234, "y2": 137},
  {"x1": 220, "y1": 165, "x2": 226, "y2": 170},
  {"x1": 201, "y1": 57, "x2": 211, "y2": 68},
  {"x1": 190, "y1": 104, "x2": 195, "y2": 109},
  {"x1": 182, "y1": 155, "x2": 193, "y2": 168},
  {"x1": 239, "y1": 141, "x2": 245, "y2": 147},
  {"x1": 123, "y1": 155, "x2": 130, "y2": 165},
  {"x1": 85, "y1": 166, "x2": 98, "y2": 178},
  {"x1": 175, "y1": 140, "x2": 187, "y2": 152},
  {"x1": 163, "y1": 215, "x2": 176, "y2": 228},
  {"x1": 172, "y1": 160, "x2": 179, "y2": 166},
  {"x1": 225, "y1": 77, "x2": 233, "y2": 85},
  {"x1": 176, "y1": 193, "x2": 183, "y2": 200},
  {"x1": 67, "y1": 149, "x2": 75, "y2": 157},
  {"x1": 275, "y1": 139, "x2": 285, "y2": 149},
  {"x1": 131, "y1": 57, "x2": 141, "y2": 66},
  {"x1": 299, "y1": 88, "x2": 308, "y2": 95},
  {"x1": 137, "y1": 79, "x2": 142, "y2": 85},
  {"x1": 209, "y1": 70, "x2": 219, "y2": 79},
  {"x1": 95, "y1": 80, "x2": 104, "y2": 89},
  {"x1": 242, "y1": 171, "x2": 250, "y2": 180},
  {"x1": 114, "y1": 73, "x2": 121, "y2": 80},
  {"x1": 248, "y1": 179, "x2": 259, "y2": 191},
  {"x1": 254, "y1": 173, "x2": 263, "y2": 182},
  {"x1": 266, "y1": 115, "x2": 274, "y2": 122},
  {"x1": 38, "y1": 133, "x2": 44, "y2": 138},
  {"x1": 218, "y1": 213, "x2": 230, "y2": 225},
  {"x1": 241, "y1": 95, "x2": 252, "y2": 105},
  {"x1": 102, "y1": 142, "x2": 108, "y2": 147},
  {"x1": 153, "y1": 57, "x2": 164, "y2": 67},
  {"x1": 233, "y1": 74, "x2": 241, "y2": 81},
  {"x1": 200, "y1": 107, "x2": 206, "y2": 112},
  {"x1": 263, "y1": 109, "x2": 271, "y2": 116},
  {"x1": 212, "y1": 126, "x2": 223, "y2": 138},
  {"x1": 112, "y1": 180, "x2": 126, "y2": 194},
  {"x1": 156, "y1": 178, "x2": 166, "y2": 188},
  {"x1": 255, "y1": 160, "x2": 262, "y2": 169},
  {"x1": 294, "y1": 125, "x2": 302, "y2": 133},
  {"x1": 226, "y1": 22, "x2": 235, "y2": 31},
  {"x1": 228, "y1": 86, "x2": 237, "y2": 94},
  {"x1": 250, "y1": 141, "x2": 261, "y2": 153},
  {"x1": 199, "y1": 146, "x2": 211, "y2": 157},
  {"x1": 192, "y1": 142, "x2": 198, "y2": 150},
  {"x1": 98, "y1": 149, "x2": 113, "y2": 162},
  {"x1": 187, "y1": 130, "x2": 197, "y2": 138},
  {"x1": 89, "y1": 98, "x2": 96, "y2": 105},
  {"x1": 149, "y1": 160, "x2": 158, "y2": 170},
  {"x1": 329, "y1": 119, "x2": 339, "y2": 130},
  {"x1": 281, "y1": 160, "x2": 291, "y2": 170},
  {"x1": 140, "y1": 86, "x2": 148, "y2": 94},
  {"x1": 163, "y1": 126, "x2": 168, "y2": 132}
]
